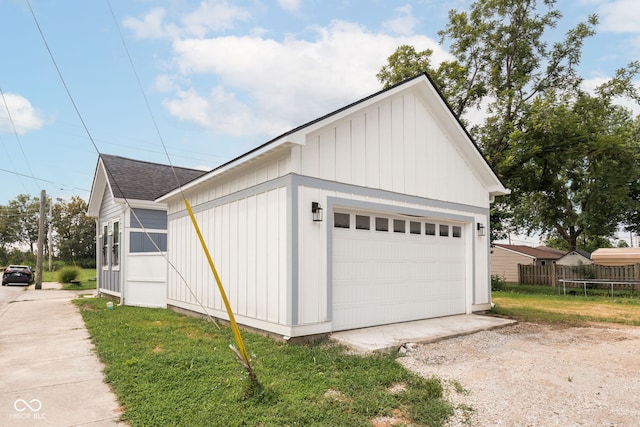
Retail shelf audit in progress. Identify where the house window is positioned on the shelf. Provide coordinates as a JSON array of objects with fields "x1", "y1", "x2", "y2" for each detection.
[
  {"x1": 334, "y1": 213, "x2": 350, "y2": 229},
  {"x1": 393, "y1": 219, "x2": 405, "y2": 233},
  {"x1": 425, "y1": 223, "x2": 436, "y2": 236},
  {"x1": 355, "y1": 215, "x2": 370, "y2": 230},
  {"x1": 410, "y1": 221, "x2": 421, "y2": 235},
  {"x1": 452, "y1": 226, "x2": 462, "y2": 238},
  {"x1": 375, "y1": 217, "x2": 388, "y2": 232},
  {"x1": 112, "y1": 221, "x2": 120, "y2": 267},
  {"x1": 439, "y1": 224, "x2": 449, "y2": 237},
  {"x1": 102, "y1": 225, "x2": 108, "y2": 267}
]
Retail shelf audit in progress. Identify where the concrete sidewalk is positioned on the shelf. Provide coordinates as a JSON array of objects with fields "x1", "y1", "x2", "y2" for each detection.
[{"x1": 0, "y1": 283, "x2": 125, "y2": 426}]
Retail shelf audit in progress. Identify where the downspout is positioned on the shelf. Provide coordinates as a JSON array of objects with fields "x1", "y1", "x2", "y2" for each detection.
[{"x1": 118, "y1": 211, "x2": 125, "y2": 306}]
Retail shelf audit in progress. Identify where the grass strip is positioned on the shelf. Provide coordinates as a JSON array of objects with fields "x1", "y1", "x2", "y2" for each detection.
[
  {"x1": 75, "y1": 297, "x2": 453, "y2": 426},
  {"x1": 492, "y1": 286, "x2": 640, "y2": 326}
]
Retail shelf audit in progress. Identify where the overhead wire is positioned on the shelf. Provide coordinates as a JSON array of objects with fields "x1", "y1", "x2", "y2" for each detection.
[
  {"x1": 27, "y1": 0, "x2": 253, "y2": 372},
  {"x1": 0, "y1": 87, "x2": 40, "y2": 192},
  {"x1": 106, "y1": 0, "x2": 253, "y2": 371}
]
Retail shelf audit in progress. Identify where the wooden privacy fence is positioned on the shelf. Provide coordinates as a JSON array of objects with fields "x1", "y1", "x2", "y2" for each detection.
[{"x1": 518, "y1": 263, "x2": 640, "y2": 288}]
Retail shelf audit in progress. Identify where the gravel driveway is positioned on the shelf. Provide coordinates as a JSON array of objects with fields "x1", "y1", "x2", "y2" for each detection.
[{"x1": 398, "y1": 322, "x2": 640, "y2": 426}]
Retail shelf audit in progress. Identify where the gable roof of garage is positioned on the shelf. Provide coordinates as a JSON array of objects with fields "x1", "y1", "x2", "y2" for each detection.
[{"x1": 158, "y1": 73, "x2": 509, "y2": 202}]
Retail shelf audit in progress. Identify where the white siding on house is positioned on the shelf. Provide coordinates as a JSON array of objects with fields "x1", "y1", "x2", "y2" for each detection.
[
  {"x1": 161, "y1": 76, "x2": 505, "y2": 337},
  {"x1": 166, "y1": 183, "x2": 289, "y2": 329},
  {"x1": 98, "y1": 186, "x2": 123, "y2": 295},
  {"x1": 295, "y1": 93, "x2": 490, "y2": 209}
]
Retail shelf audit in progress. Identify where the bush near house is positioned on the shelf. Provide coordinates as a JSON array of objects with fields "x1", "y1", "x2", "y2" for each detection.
[{"x1": 57, "y1": 266, "x2": 81, "y2": 283}]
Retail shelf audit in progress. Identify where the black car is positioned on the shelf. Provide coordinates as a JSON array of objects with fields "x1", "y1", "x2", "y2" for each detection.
[{"x1": 2, "y1": 265, "x2": 35, "y2": 286}]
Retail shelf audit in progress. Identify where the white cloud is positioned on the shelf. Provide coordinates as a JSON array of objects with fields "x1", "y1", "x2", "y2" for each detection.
[
  {"x1": 123, "y1": 1, "x2": 251, "y2": 40},
  {"x1": 277, "y1": 0, "x2": 301, "y2": 13},
  {"x1": 0, "y1": 93, "x2": 46, "y2": 135},
  {"x1": 122, "y1": 8, "x2": 177, "y2": 40},
  {"x1": 582, "y1": 76, "x2": 640, "y2": 115},
  {"x1": 598, "y1": 0, "x2": 640, "y2": 33},
  {"x1": 166, "y1": 20, "x2": 448, "y2": 136},
  {"x1": 382, "y1": 5, "x2": 419, "y2": 36},
  {"x1": 180, "y1": 2, "x2": 251, "y2": 37}
]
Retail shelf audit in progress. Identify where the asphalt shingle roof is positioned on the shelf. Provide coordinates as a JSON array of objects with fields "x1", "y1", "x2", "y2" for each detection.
[
  {"x1": 100, "y1": 154, "x2": 206, "y2": 201},
  {"x1": 493, "y1": 243, "x2": 565, "y2": 260}
]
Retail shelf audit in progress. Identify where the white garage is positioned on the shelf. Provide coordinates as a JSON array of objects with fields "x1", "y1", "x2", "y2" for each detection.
[
  {"x1": 159, "y1": 74, "x2": 508, "y2": 338},
  {"x1": 332, "y1": 210, "x2": 467, "y2": 330}
]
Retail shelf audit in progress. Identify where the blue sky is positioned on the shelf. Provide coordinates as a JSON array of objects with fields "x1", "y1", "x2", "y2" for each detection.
[{"x1": 1, "y1": 0, "x2": 639, "y2": 210}]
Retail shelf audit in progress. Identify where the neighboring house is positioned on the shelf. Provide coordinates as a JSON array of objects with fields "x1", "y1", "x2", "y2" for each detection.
[
  {"x1": 491, "y1": 244, "x2": 565, "y2": 282},
  {"x1": 556, "y1": 250, "x2": 592, "y2": 266},
  {"x1": 592, "y1": 248, "x2": 640, "y2": 266},
  {"x1": 158, "y1": 73, "x2": 508, "y2": 338},
  {"x1": 87, "y1": 154, "x2": 206, "y2": 308}
]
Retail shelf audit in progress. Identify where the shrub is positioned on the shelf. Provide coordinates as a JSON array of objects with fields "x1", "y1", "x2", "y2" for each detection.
[
  {"x1": 491, "y1": 274, "x2": 507, "y2": 291},
  {"x1": 57, "y1": 266, "x2": 81, "y2": 283}
]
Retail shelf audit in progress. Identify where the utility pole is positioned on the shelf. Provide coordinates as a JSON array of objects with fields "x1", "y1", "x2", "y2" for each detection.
[
  {"x1": 48, "y1": 197, "x2": 53, "y2": 271},
  {"x1": 35, "y1": 189, "x2": 46, "y2": 289}
]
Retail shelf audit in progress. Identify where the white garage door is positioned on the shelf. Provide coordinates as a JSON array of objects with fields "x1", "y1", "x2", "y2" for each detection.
[{"x1": 332, "y1": 211, "x2": 466, "y2": 331}]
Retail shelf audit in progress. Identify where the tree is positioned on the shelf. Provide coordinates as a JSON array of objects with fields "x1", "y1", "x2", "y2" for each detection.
[
  {"x1": 505, "y1": 87, "x2": 639, "y2": 250},
  {"x1": 377, "y1": 0, "x2": 640, "y2": 247},
  {"x1": 377, "y1": 46, "x2": 486, "y2": 120},
  {"x1": 51, "y1": 196, "x2": 95, "y2": 266},
  {"x1": 5, "y1": 194, "x2": 41, "y2": 253}
]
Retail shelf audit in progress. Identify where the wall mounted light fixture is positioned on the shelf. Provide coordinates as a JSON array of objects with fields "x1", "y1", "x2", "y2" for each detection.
[
  {"x1": 312, "y1": 202, "x2": 323, "y2": 222},
  {"x1": 477, "y1": 222, "x2": 486, "y2": 236}
]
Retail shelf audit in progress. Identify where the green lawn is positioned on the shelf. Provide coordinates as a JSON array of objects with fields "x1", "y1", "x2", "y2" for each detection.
[
  {"x1": 492, "y1": 283, "x2": 640, "y2": 326},
  {"x1": 42, "y1": 267, "x2": 97, "y2": 290},
  {"x1": 75, "y1": 298, "x2": 453, "y2": 427}
]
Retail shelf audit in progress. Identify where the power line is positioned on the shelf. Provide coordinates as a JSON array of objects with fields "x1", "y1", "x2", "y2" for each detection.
[{"x1": 0, "y1": 87, "x2": 40, "y2": 191}]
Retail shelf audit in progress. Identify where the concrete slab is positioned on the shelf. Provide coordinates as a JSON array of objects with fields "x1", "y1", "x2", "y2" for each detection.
[
  {"x1": 330, "y1": 314, "x2": 517, "y2": 353},
  {"x1": 0, "y1": 287, "x2": 125, "y2": 426}
]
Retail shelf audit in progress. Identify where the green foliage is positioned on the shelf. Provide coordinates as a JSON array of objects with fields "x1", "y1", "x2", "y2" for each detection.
[
  {"x1": 57, "y1": 266, "x2": 80, "y2": 283},
  {"x1": 505, "y1": 89, "x2": 639, "y2": 250},
  {"x1": 377, "y1": 45, "x2": 435, "y2": 88},
  {"x1": 491, "y1": 274, "x2": 507, "y2": 291},
  {"x1": 545, "y1": 234, "x2": 613, "y2": 254},
  {"x1": 571, "y1": 262, "x2": 596, "y2": 280},
  {"x1": 51, "y1": 196, "x2": 96, "y2": 264},
  {"x1": 75, "y1": 299, "x2": 453, "y2": 426},
  {"x1": 378, "y1": 1, "x2": 640, "y2": 248},
  {"x1": 2, "y1": 194, "x2": 41, "y2": 253},
  {"x1": 2, "y1": 248, "x2": 37, "y2": 267},
  {"x1": 0, "y1": 194, "x2": 95, "y2": 267}
]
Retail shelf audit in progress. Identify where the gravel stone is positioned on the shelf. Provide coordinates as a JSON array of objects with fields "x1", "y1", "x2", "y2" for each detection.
[{"x1": 398, "y1": 322, "x2": 640, "y2": 426}]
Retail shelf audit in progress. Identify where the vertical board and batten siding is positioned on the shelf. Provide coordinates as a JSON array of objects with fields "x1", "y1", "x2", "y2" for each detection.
[
  {"x1": 163, "y1": 81, "x2": 500, "y2": 336},
  {"x1": 166, "y1": 184, "x2": 289, "y2": 329},
  {"x1": 297, "y1": 92, "x2": 490, "y2": 209},
  {"x1": 168, "y1": 151, "x2": 291, "y2": 214},
  {"x1": 98, "y1": 186, "x2": 122, "y2": 294}
]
